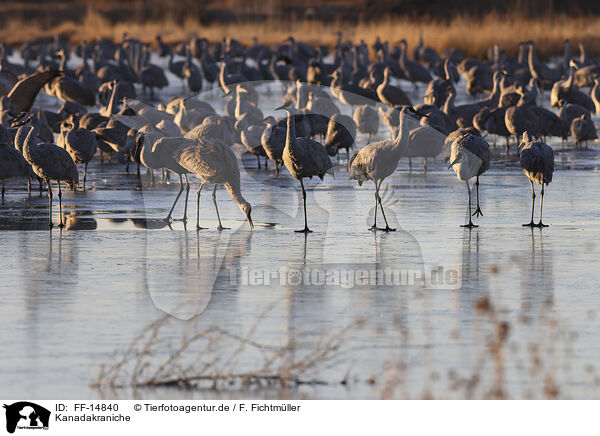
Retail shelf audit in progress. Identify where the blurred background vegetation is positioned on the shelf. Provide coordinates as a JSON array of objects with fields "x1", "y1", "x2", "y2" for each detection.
[{"x1": 1, "y1": 0, "x2": 600, "y2": 58}]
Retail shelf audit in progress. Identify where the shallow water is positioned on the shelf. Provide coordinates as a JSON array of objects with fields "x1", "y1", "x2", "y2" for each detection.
[{"x1": 2, "y1": 53, "x2": 600, "y2": 399}]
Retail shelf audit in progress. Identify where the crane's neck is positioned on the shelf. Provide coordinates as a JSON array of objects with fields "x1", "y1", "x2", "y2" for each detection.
[
  {"x1": 225, "y1": 182, "x2": 247, "y2": 211},
  {"x1": 400, "y1": 42, "x2": 407, "y2": 64},
  {"x1": 518, "y1": 44, "x2": 526, "y2": 65},
  {"x1": 284, "y1": 109, "x2": 296, "y2": 151},
  {"x1": 381, "y1": 69, "x2": 390, "y2": 87},
  {"x1": 489, "y1": 75, "x2": 501, "y2": 103},
  {"x1": 443, "y1": 92, "x2": 455, "y2": 114},
  {"x1": 564, "y1": 68, "x2": 574, "y2": 90},
  {"x1": 391, "y1": 115, "x2": 411, "y2": 155},
  {"x1": 235, "y1": 88, "x2": 244, "y2": 113},
  {"x1": 59, "y1": 52, "x2": 67, "y2": 71},
  {"x1": 106, "y1": 82, "x2": 119, "y2": 116},
  {"x1": 22, "y1": 123, "x2": 39, "y2": 161}
]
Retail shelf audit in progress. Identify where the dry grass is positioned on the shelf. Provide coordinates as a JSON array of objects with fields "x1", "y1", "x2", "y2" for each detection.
[
  {"x1": 2, "y1": 7, "x2": 600, "y2": 60},
  {"x1": 91, "y1": 305, "x2": 363, "y2": 391}
]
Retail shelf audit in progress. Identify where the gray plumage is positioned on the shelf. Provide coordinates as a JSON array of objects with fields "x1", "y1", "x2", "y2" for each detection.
[
  {"x1": 353, "y1": 104, "x2": 379, "y2": 138},
  {"x1": 174, "y1": 136, "x2": 253, "y2": 230},
  {"x1": 47, "y1": 76, "x2": 96, "y2": 106},
  {"x1": 61, "y1": 115, "x2": 97, "y2": 188},
  {"x1": 261, "y1": 116, "x2": 286, "y2": 173},
  {"x1": 571, "y1": 113, "x2": 597, "y2": 147},
  {"x1": 18, "y1": 115, "x2": 78, "y2": 228},
  {"x1": 0, "y1": 140, "x2": 35, "y2": 197},
  {"x1": 377, "y1": 67, "x2": 411, "y2": 107},
  {"x1": 558, "y1": 103, "x2": 590, "y2": 126},
  {"x1": 519, "y1": 132, "x2": 554, "y2": 227},
  {"x1": 449, "y1": 133, "x2": 490, "y2": 226},
  {"x1": 324, "y1": 114, "x2": 357, "y2": 158},
  {"x1": 349, "y1": 107, "x2": 420, "y2": 231},
  {"x1": 6, "y1": 70, "x2": 62, "y2": 114},
  {"x1": 399, "y1": 40, "x2": 432, "y2": 86},
  {"x1": 277, "y1": 102, "x2": 333, "y2": 232}
]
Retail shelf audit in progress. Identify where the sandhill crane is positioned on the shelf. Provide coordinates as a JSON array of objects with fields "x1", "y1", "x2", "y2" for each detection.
[
  {"x1": 261, "y1": 116, "x2": 286, "y2": 174},
  {"x1": 377, "y1": 67, "x2": 411, "y2": 107},
  {"x1": 4, "y1": 70, "x2": 61, "y2": 114},
  {"x1": 156, "y1": 35, "x2": 171, "y2": 57},
  {"x1": 324, "y1": 114, "x2": 357, "y2": 160},
  {"x1": 16, "y1": 114, "x2": 78, "y2": 228},
  {"x1": 306, "y1": 91, "x2": 340, "y2": 119},
  {"x1": 329, "y1": 69, "x2": 378, "y2": 108},
  {"x1": 60, "y1": 114, "x2": 97, "y2": 189},
  {"x1": 46, "y1": 75, "x2": 96, "y2": 107},
  {"x1": 399, "y1": 40, "x2": 432, "y2": 89},
  {"x1": 558, "y1": 102, "x2": 590, "y2": 126},
  {"x1": 527, "y1": 40, "x2": 561, "y2": 89},
  {"x1": 448, "y1": 133, "x2": 491, "y2": 227},
  {"x1": 174, "y1": 136, "x2": 253, "y2": 231},
  {"x1": 168, "y1": 51, "x2": 186, "y2": 80},
  {"x1": 349, "y1": 106, "x2": 422, "y2": 231},
  {"x1": 0, "y1": 131, "x2": 34, "y2": 197},
  {"x1": 505, "y1": 95, "x2": 539, "y2": 151},
  {"x1": 416, "y1": 104, "x2": 455, "y2": 135},
  {"x1": 571, "y1": 113, "x2": 597, "y2": 148},
  {"x1": 238, "y1": 119, "x2": 268, "y2": 169},
  {"x1": 551, "y1": 65, "x2": 595, "y2": 113},
  {"x1": 276, "y1": 102, "x2": 333, "y2": 233},
  {"x1": 139, "y1": 63, "x2": 168, "y2": 99},
  {"x1": 591, "y1": 78, "x2": 600, "y2": 113},
  {"x1": 378, "y1": 106, "x2": 402, "y2": 138},
  {"x1": 353, "y1": 105, "x2": 379, "y2": 140},
  {"x1": 474, "y1": 106, "x2": 511, "y2": 152},
  {"x1": 519, "y1": 132, "x2": 554, "y2": 227},
  {"x1": 405, "y1": 123, "x2": 447, "y2": 173},
  {"x1": 141, "y1": 135, "x2": 196, "y2": 223},
  {"x1": 182, "y1": 52, "x2": 203, "y2": 93}
]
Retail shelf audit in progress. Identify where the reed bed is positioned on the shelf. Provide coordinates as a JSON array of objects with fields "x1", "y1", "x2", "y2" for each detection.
[{"x1": 2, "y1": 6, "x2": 600, "y2": 60}]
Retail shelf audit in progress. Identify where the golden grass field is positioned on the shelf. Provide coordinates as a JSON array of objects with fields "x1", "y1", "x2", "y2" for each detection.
[{"x1": 1, "y1": 5, "x2": 600, "y2": 60}]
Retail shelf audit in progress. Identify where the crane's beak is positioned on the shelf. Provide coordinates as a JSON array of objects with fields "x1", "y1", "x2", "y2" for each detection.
[
  {"x1": 448, "y1": 158, "x2": 460, "y2": 169},
  {"x1": 247, "y1": 213, "x2": 254, "y2": 229},
  {"x1": 275, "y1": 103, "x2": 289, "y2": 111},
  {"x1": 415, "y1": 110, "x2": 430, "y2": 118}
]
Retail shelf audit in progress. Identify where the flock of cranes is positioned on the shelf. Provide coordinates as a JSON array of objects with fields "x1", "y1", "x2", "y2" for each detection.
[{"x1": 0, "y1": 33, "x2": 593, "y2": 231}]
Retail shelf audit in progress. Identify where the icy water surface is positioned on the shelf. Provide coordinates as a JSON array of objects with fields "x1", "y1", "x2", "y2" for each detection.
[{"x1": 2, "y1": 53, "x2": 600, "y2": 399}]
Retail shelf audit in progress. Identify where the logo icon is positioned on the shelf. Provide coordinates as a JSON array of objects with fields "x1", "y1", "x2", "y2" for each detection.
[{"x1": 3, "y1": 402, "x2": 50, "y2": 434}]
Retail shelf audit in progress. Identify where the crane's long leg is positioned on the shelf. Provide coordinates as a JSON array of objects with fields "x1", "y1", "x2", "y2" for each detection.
[
  {"x1": 377, "y1": 180, "x2": 396, "y2": 232},
  {"x1": 423, "y1": 158, "x2": 427, "y2": 174},
  {"x1": 472, "y1": 175, "x2": 483, "y2": 217},
  {"x1": 47, "y1": 180, "x2": 53, "y2": 229},
  {"x1": 165, "y1": 173, "x2": 184, "y2": 222},
  {"x1": 461, "y1": 180, "x2": 478, "y2": 228},
  {"x1": 57, "y1": 182, "x2": 64, "y2": 228},
  {"x1": 536, "y1": 183, "x2": 548, "y2": 227},
  {"x1": 295, "y1": 179, "x2": 312, "y2": 233},
  {"x1": 196, "y1": 182, "x2": 206, "y2": 231},
  {"x1": 180, "y1": 174, "x2": 190, "y2": 223},
  {"x1": 213, "y1": 184, "x2": 229, "y2": 231},
  {"x1": 370, "y1": 182, "x2": 379, "y2": 231},
  {"x1": 83, "y1": 163, "x2": 88, "y2": 190},
  {"x1": 523, "y1": 179, "x2": 536, "y2": 227},
  {"x1": 256, "y1": 155, "x2": 261, "y2": 169},
  {"x1": 1, "y1": 180, "x2": 4, "y2": 198}
]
